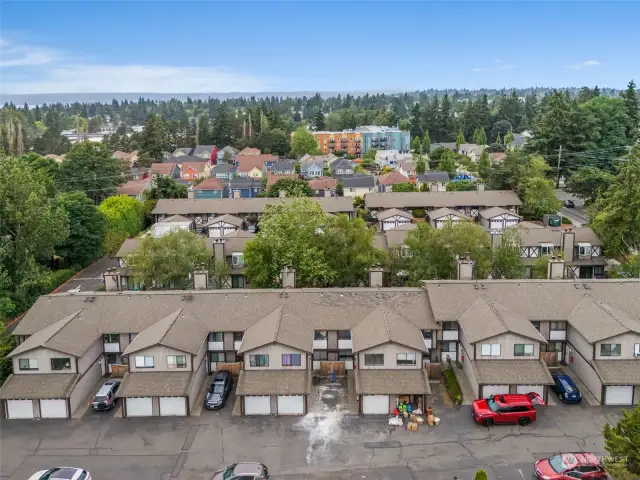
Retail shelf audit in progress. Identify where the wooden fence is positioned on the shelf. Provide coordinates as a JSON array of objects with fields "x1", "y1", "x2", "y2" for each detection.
[
  {"x1": 319, "y1": 361, "x2": 346, "y2": 377},
  {"x1": 424, "y1": 363, "x2": 442, "y2": 379},
  {"x1": 541, "y1": 352, "x2": 559, "y2": 367},
  {"x1": 215, "y1": 362, "x2": 243, "y2": 376},
  {"x1": 111, "y1": 364, "x2": 129, "y2": 378}
]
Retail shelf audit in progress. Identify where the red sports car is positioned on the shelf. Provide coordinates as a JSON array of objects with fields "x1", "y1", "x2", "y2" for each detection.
[
  {"x1": 534, "y1": 453, "x2": 607, "y2": 479},
  {"x1": 472, "y1": 392, "x2": 545, "y2": 427}
]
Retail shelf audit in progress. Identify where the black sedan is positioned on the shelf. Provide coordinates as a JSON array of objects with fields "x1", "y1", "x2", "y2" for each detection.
[{"x1": 204, "y1": 370, "x2": 233, "y2": 410}]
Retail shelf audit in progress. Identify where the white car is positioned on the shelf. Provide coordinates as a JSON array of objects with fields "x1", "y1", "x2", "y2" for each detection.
[{"x1": 28, "y1": 467, "x2": 91, "y2": 480}]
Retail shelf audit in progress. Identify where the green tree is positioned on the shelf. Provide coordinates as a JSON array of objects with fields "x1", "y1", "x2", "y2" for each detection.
[
  {"x1": 267, "y1": 178, "x2": 313, "y2": 197},
  {"x1": 55, "y1": 192, "x2": 106, "y2": 267},
  {"x1": 579, "y1": 96, "x2": 632, "y2": 152},
  {"x1": 211, "y1": 103, "x2": 235, "y2": 147},
  {"x1": 620, "y1": 80, "x2": 639, "y2": 139},
  {"x1": 478, "y1": 150, "x2": 492, "y2": 179},
  {"x1": 531, "y1": 255, "x2": 554, "y2": 279},
  {"x1": 415, "y1": 158, "x2": 427, "y2": 174},
  {"x1": 491, "y1": 228, "x2": 526, "y2": 279},
  {"x1": 146, "y1": 176, "x2": 188, "y2": 200},
  {"x1": 474, "y1": 469, "x2": 489, "y2": 480},
  {"x1": 521, "y1": 175, "x2": 562, "y2": 220},
  {"x1": 210, "y1": 259, "x2": 232, "y2": 289},
  {"x1": 139, "y1": 114, "x2": 169, "y2": 162},
  {"x1": 98, "y1": 195, "x2": 145, "y2": 254},
  {"x1": 404, "y1": 222, "x2": 491, "y2": 283},
  {"x1": 495, "y1": 133, "x2": 502, "y2": 145},
  {"x1": 472, "y1": 127, "x2": 487, "y2": 145},
  {"x1": 312, "y1": 108, "x2": 325, "y2": 130},
  {"x1": 257, "y1": 128, "x2": 290, "y2": 156},
  {"x1": 335, "y1": 182, "x2": 344, "y2": 197},
  {"x1": 504, "y1": 128, "x2": 515, "y2": 146},
  {"x1": 437, "y1": 149, "x2": 457, "y2": 176},
  {"x1": 128, "y1": 230, "x2": 212, "y2": 290},
  {"x1": 565, "y1": 166, "x2": 615, "y2": 205},
  {"x1": 610, "y1": 254, "x2": 640, "y2": 278},
  {"x1": 455, "y1": 129, "x2": 465, "y2": 149},
  {"x1": 290, "y1": 126, "x2": 320, "y2": 157},
  {"x1": 411, "y1": 136, "x2": 422, "y2": 153},
  {"x1": 590, "y1": 143, "x2": 640, "y2": 255},
  {"x1": 18, "y1": 153, "x2": 60, "y2": 197},
  {"x1": 603, "y1": 404, "x2": 640, "y2": 477},
  {"x1": 422, "y1": 130, "x2": 431, "y2": 152},
  {"x1": 59, "y1": 142, "x2": 125, "y2": 203},
  {"x1": 244, "y1": 198, "x2": 334, "y2": 287},
  {"x1": 446, "y1": 180, "x2": 476, "y2": 191},
  {"x1": 392, "y1": 183, "x2": 417, "y2": 192},
  {"x1": 0, "y1": 321, "x2": 16, "y2": 385}
]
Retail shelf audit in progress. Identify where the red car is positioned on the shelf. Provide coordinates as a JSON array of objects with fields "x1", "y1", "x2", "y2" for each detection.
[
  {"x1": 534, "y1": 453, "x2": 607, "y2": 479},
  {"x1": 472, "y1": 392, "x2": 545, "y2": 427}
]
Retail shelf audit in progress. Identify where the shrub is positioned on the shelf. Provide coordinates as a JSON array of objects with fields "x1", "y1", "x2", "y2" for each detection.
[
  {"x1": 412, "y1": 208, "x2": 426, "y2": 218},
  {"x1": 475, "y1": 469, "x2": 489, "y2": 480},
  {"x1": 443, "y1": 368, "x2": 463, "y2": 405}
]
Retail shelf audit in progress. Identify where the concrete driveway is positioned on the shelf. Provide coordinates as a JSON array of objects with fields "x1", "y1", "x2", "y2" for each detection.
[
  {"x1": 59, "y1": 256, "x2": 118, "y2": 293},
  {"x1": 1, "y1": 399, "x2": 624, "y2": 480}
]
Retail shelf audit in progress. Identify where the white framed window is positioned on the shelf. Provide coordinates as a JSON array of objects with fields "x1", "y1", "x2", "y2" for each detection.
[
  {"x1": 401, "y1": 244, "x2": 411, "y2": 258},
  {"x1": 210, "y1": 352, "x2": 226, "y2": 362},
  {"x1": 480, "y1": 344, "x2": 501, "y2": 356},
  {"x1": 232, "y1": 253, "x2": 244, "y2": 267},
  {"x1": 539, "y1": 243, "x2": 554, "y2": 255},
  {"x1": 634, "y1": 344, "x2": 640, "y2": 357},
  {"x1": 364, "y1": 354, "x2": 384, "y2": 366},
  {"x1": 578, "y1": 243, "x2": 592, "y2": 256},
  {"x1": 281, "y1": 353, "x2": 302, "y2": 367},
  {"x1": 514, "y1": 344, "x2": 534, "y2": 356},
  {"x1": 600, "y1": 344, "x2": 621, "y2": 356},
  {"x1": 167, "y1": 355, "x2": 187, "y2": 369},
  {"x1": 18, "y1": 358, "x2": 39, "y2": 370},
  {"x1": 208, "y1": 332, "x2": 223, "y2": 342},
  {"x1": 314, "y1": 330, "x2": 327, "y2": 340},
  {"x1": 250, "y1": 355, "x2": 269, "y2": 367},
  {"x1": 396, "y1": 353, "x2": 416, "y2": 366},
  {"x1": 135, "y1": 356, "x2": 154, "y2": 368}
]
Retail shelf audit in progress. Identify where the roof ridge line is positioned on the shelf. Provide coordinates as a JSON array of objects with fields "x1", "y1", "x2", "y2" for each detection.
[
  {"x1": 45, "y1": 309, "x2": 84, "y2": 343},
  {"x1": 481, "y1": 294, "x2": 509, "y2": 331},
  {"x1": 159, "y1": 307, "x2": 184, "y2": 344},
  {"x1": 586, "y1": 294, "x2": 632, "y2": 332},
  {"x1": 274, "y1": 305, "x2": 284, "y2": 343}
]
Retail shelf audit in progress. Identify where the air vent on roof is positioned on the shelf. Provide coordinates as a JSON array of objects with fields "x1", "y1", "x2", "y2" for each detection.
[
  {"x1": 84, "y1": 296, "x2": 95, "y2": 303},
  {"x1": 583, "y1": 283, "x2": 590, "y2": 290},
  {"x1": 181, "y1": 294, "x2": 192, "y2": 301}
]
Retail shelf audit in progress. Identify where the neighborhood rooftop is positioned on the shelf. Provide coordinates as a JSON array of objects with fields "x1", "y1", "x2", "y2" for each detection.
[
  {"x1": 151, "y1": 197, "x2": 355, "y2": 215},
  {"x1": 365, "y1": 190, "x2": 523, "y2": 209}
]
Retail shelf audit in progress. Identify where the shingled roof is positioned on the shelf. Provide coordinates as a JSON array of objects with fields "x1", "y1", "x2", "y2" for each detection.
[
  {"x1": 237, "y1": 306, "x2": 314, "y2": 354},
  {"x1": 351, "y1": 305, "x2": 427, "y2": 353},
  {"x1": 365, "y1": 190, "x2": 522, "y2": 209}
]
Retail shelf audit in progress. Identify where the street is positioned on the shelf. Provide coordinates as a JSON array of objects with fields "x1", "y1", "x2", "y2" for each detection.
[
  {"x1": 0, "y1": 399, "x2": 623, "y2": 480},
  {"x1": 555, "y1": 189, "x2": 589, "y2": 227},
  {"x1": 58, "y1": 256, "x2": 118, "y2": 293}
]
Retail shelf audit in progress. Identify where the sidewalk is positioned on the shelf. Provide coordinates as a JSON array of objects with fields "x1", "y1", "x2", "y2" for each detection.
[{"x1": 451, "y1": 366, "x2": 476, "y2": 405}]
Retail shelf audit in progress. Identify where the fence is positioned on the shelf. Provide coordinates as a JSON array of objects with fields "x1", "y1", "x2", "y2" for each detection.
[
  {"x1": 541, "y1": 352, "x2": 559, "y2": 367},
  {"x1": 424, "y1": 362, "x2": 442, "y2": 379},
  {"x1": 111, "y1": 365, "x2": 129, "y2": 378},
  {"x1": 319, "y1": 361, "x2": 346, "y2": 377},
  {"x1": 215, "y1": 362, "x2": 243, "y2": 376}
]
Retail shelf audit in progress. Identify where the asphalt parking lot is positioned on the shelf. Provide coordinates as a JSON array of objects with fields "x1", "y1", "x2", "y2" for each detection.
[{"x1": 0, "y1": 395, "x2": 624, "y2": 480}]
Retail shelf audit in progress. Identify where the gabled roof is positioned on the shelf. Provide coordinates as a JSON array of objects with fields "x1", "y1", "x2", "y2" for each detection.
[
  {"x1": 202, "y1": 214, "x2": 244, "y2": 228},
  {"x1": 180, "y1": 162, "x2": 207, "y2": 174},
  {"x1": 378, "y1": 171, "x2": 410, "y2": 185},
  {"x1": 300, "y1": 157, "x2": 324, "y2": 170},
  {"x1": 161, "y1": 214, "x2": 192, "y2": 223},
  {"x1": 211, "y1": 163, "x2": 237, "y2": 174},
  {"x1": 479, "y1": 207, "x2": 522, "y2": 219},
  {"x1": 151, "y1": 162, "x2": 177, "y2": 175},
  {"x1": 152, "y1": 197, "x2": 354, "y2": 215},
  {"x1": 266, "y1": 173, "x2": 298, "y2": 189},
  {"x1": 220, "y1": 145, "x2": 239, "y2": 155},
  {"x1": 365, "y1": 190, "x2": 523, "y2": 209},
  {"x1": 235, "y1": 154, "x2": 277, "y2": 173},
  {"x1": 341, "y1": 175, "x2": 376, "y2": 188},
  {"x1": 351, "y1": 305, "x2": 427, "y2": 353},
  {"x1": 308, "y1": 178, "x2": 337, "y2": 190},
  {"x1": 427, "y1": 207, "x2": 470, "y2": 220},
  {"x1": 377, "y1": 208, "x2": 414, "y2": 221},
  {"x1": 270, "y1": 159, "x2": 296, "y2": 173},
  {"x1": 330, "y1": 158, "x2": 354, "y2": 171},
  {"x1": 238, "y1": 147, "x2": 261, "y2": 155},
  {"x1": 384, "y1": 223, "x2": 417, "y2": 247},
  {"x1": 9, "y1": 310, "x2": 83, "y2": 357},
  {"x1": 567, "y1": 296, "x2": 640, "y2": 343},
  {"x1": 192, "y1": 145, "x2": 216, "y2": 156},
  {"x1": 117, "y1": 180, "x2": 150, "y2": 196},
  {"x1": 237, "y1": 306, "x2": 313, "y2": 353},
  {"x1": 115, "y1": 238, "x2": 140, "y2": 258},
  {"x1": 193, "y1": 177, "x2": 225, "y2": 191},
  {"x1": 172, "y1": 148, "x2": 193, "y2": 156},
  {"x1": 458, "y1": 296, "x2": 546, "y2": 344}
]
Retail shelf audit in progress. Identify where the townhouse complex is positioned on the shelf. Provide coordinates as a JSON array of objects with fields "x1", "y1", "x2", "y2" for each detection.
[{"x1": 311, "y1": 126, "x2": 411, "y2": 156}]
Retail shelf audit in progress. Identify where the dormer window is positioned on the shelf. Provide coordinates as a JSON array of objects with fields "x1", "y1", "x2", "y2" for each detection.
[
  {"x1": 540, "y1": 243, "x2": 554, "y2": 255},
  {"x1": 578, "y1": 243, "x2": 592, "y2": 256}
]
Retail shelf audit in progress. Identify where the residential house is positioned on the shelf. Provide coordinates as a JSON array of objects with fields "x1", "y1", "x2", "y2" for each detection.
[
  {"x1": 227, "y1": 178, "x2": 263, "y2": 198},
  {"x1": 216, "y1": 146, "x2": 239, "y2": 163},
  {"x1": 236, "y1": 307, "x2": 313, "y2": 415},
  {"x1": 505, "y1": 223, "x2": 606, "y2": 279},
  {"x1": 269, "y1": 160, "x2": 296, "y2": 175},
  {"x1": 510, "y1": 131, "x2": 532, "y2": 150},
  {"x1": 174, "y1": 154, "x2": 211, "y2": 165},
  {"x1": 373, "y1": 222, "x2": 416, "y2": 257},
  {"x1": 377, "y1": 171, "x2": 410, "y2": 192},
  {"x1": 192, "y1": 145, "x2": 218, "y2": 163},
  {"x1": 202, "y1": 214, "x2": 245, "y2": 238},
  {"x1": 266, "y1": 173, "x2": 298, "y2": 191},
  {"x1": 172, "y1": 148, "x2": 193, "y2": 157},
  {"x1": 375, "y1": 150, "x2": 414, "y2": 169},
  {"x1": 129, "y1": 167, "x2": 147, "y2": 181},
  {"x1": 151, "y1": 197, "x2": 354, "y2": 226},
  {"x1": 329, "y1": 158, "x2": 355, "y2": 178},
  {"x1": 180, "y1": 162, "x2": 209, "y2": 181},
  {"x1": 364, "y1": 188, "x2": 522, "y2": 220},
  {"x1": 426, "y1": 208, "x2": 470, "y2": 229},
  {"x1": 458, "y1": 144, "x2": 485, "y2": 163},
  {"x1": 238, "y1": 147, "x2": 261, "y2": 156},
  {"x1": 117, "y1": 179, "x2": 152, "y2": 201},
  {"x1": 396, "y1": 159, "x2": 417, "y2": 178},
  {"x1": 113, "y1": 150, "x2": 139, "y2": 166},
  {"x1": 150, "y1": 162, "x2": 179, "y2": 179},
  {"x1": 342, "y1": 175, "x2": 377, "y2": 197},
  {"x1": 210, "y1": 163, "x2": 237, "y2": 180},
  {"x1": 479, "y1": 207, "x2": 522, "y2": 231},
  {"x1": 430, "y1": 143, "x2": 457, "y2": 152},
  {"x1": 377, "y1": 209, "x2": 414, "y2": 232},
  {"x1": 491, "y1": 152, "x2": 507, "y2": 163},
  {"x1": 235, "y1": 154, "x2": 278, "y2": 178},
  {"x1": 209, "y1": 230, "x2": 256, "y2": 289},
  {"x1": 308, "y1": 178, "x2": 338, "y2": 197},
  {"x1": 152, "y1": 214, "x2": 193, "y2": 238},
  {"x1": 193, "y1": 177, "x2": 225, "y2": 199},
  {"x1": 300, "y1": 157, "x2": 324, "y2": 179},
  {"x1": 416, "y1": 171, "x2": 450, "y2": 192}
]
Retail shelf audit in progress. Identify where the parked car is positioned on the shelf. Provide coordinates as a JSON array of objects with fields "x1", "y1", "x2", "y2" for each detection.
[
  {"x1": 551, "y1": 373, "x2": 582, "y2": 404},
  {"x1": 91, "y1": 380, "x2": 120, "y2": 411},
  {"x1": 28, "y1": 467, "x2": 92, "y2": 480},
  {"x1": 563, "y1": 199, "x2": 575, "y2": 208},
  {"x1": 204, "y1": 370, "x2": 233, "y2": 410},
  {"x1": 472, "y1": 393, "x2": 545, "y2": 427},
  {"x1": 534, "y1": 452, "x2": 607, "y2": 479},
  {"x1": 212, "y1": 462, "x2": 269, "y2": 480}
]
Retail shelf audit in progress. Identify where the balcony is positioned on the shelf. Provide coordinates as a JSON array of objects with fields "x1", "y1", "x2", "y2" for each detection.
[
  {"x1": 234, "y1": 340, "x2": 242, "y2": 350},
  {"x1": 442, "y1": 330, "x2": 459, "y2": 341},
  {"x1": 338, "y1": 339, "x2": 352, "y2": 350},
  {"x1": 208, "y1": 341, "x2": 224, "y2": 351},
  {"x1": 104, "y1": 342, "x2": 120, "y2": 353},
  {"x1": 423, "y1": 338, "x2": 433, "y2": 350},
  {"x1": 549, "y1": 330, "x2": 567, "y2": 341},
  {"x1": 313, "y1": 339, "x2": 328, "y2": 350}
]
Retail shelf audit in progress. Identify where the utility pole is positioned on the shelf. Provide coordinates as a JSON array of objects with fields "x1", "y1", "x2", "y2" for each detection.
[{"x1": 555, "y1": 145, "x2": 562, "y2": 188}]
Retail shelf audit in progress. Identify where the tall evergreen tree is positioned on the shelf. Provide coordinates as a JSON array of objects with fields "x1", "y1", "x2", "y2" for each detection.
[
  {"x1": 422, "y1": 130, "x2": 431, "y2": 153},
  {"x1": 620, "y1": 80, "x2": 639, "y2": 139},
  {"x1": 409, "y1": 103, "x2": 422, "y2": 139}
]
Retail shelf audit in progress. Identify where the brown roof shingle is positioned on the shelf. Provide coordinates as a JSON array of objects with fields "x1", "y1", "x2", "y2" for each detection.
[
  {"x1": 377, "y1": 208, "x2": 414, "y2": 221},
  {"x1": 378, "y1": 171, "x2": 410, "y2": 185},
  {"x1": 236, "y1": 370, "x2": 311, "y2": 395},
  {"x1": 473, "y1": 359, "x2": 554, "y2": 385},
  {"x1": 237, "y1": 306, "x2": 313, "y2": 353},
  {"x1": 365, "y1": 190, "x2": 522, "y2": 209},
  {"x1": 236, "y1": 154, "x2": 277, "y2": 173},
  {"x1": 117, "y1": 180, "x2": 150, "y2": 196},
  {"x1": 567, "y1": 296, "x2": 640, "y2": 343},
  {"x1": 119, "y1": 371, "x2": 192, "y2": 397},
  {"x1": 355, "y1": 369, "x2": 431, "y2": 395},
  {"x1": 150, "y1": 163, "x2": 177, "y2": 175},
  {"x1": 351, "y1": 305, "x2": 427, "y2": 353},
  {"x1": 0, "y1": 373, "x2": 79, "y2": 399},
  {"x1": 193, "y1": 177, "x2": 224, "y2": 191},
  {"x1": 593, "y1": 360, "x2": 640, "y2": 385}
]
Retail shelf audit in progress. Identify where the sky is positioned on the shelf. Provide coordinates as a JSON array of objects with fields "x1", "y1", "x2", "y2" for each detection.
[{"x1": 1, "y1": 1, "x2": 639, "y2": 95}]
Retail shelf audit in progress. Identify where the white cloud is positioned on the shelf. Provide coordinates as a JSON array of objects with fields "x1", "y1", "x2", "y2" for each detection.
[
  {"x1": 473, "y1": 67, "x2": 487, "y2": 72},
  {"x1": 567, "y1": 60, "x2": 601, "y2": 70},
  {"x1": 472, "y1": 63, "x2": 517, "y2": 73},
  {"x1": 0, "y1": 37, "x2": 274, "y2": 94}
]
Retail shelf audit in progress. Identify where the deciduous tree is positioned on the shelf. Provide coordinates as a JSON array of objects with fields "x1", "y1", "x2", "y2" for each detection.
[
  {"x1": 290, "y1": 126, "x2": 319, "y2": 157},
  {"x1": 422, "y1": 130, "x2": 431, "y2": 153},
  {"x1": 267, "y1": 178, "x2": 313, "y2": 197},
  {"x1": 565, "y1": 166, "x2": 615, "y2": 205},
  {"x1": 455, "y1": 129, "x2": 465, "y2": 149},
  {"x1": 491, "y1": 228, "x2": 526, "y2": 279},
  {"x1": 98, "y1": 195, "x2": 145, "y2": 254},
  {"x1": 603, "y1": 404, "x2": 640, "y2": 478},
  {"x1": 146, "y1": 176, "x2": 188, "y2": 200}
]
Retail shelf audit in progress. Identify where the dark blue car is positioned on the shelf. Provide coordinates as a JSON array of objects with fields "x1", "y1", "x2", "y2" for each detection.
[{"x1": 551, "y1": 373, "x2": 582, "y2": 403}]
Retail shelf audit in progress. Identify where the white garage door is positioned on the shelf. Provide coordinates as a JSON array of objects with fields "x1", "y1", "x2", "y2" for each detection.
[
  {"x1": 482, "y1": 385, "x2": 510, "y2": 398},
  {"x1": 126, "y1": 397, "x2": 153, "y2": 417},
  {"x1": 40, "y1": 399, "x2": 67, "y2": 418},
  {"x1": 362, "y1": 395, "x2": 389, "y2": 414},
  {"x1": 6, "y1": 399, "x2": 33, "y2": 419},
  {"x1": 277, "y1": 395, "x2": 304, "y2": 415},
  {"x1": 516, "y1": 385, "x2": 545, "y2": 399},
  {"x1": 244, "y1": 396, "x2": 271, "y2": 415},
  {"x1": 605, "y1": 386, "x2": 633, "y2": 405},
  {"x1": 159, "y1": 397, "x2": 186, "y2": 416}
]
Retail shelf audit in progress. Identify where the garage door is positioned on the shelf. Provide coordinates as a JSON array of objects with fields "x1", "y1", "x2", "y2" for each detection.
[
  {"x1": 244, "y1": 396, "x2": 271, "y2": 415},
  {"x1": 277, "y1": 395, "x2": 304, "y2": 415},
  {"x1": 362, "y1": 395, "x2": 389, "y2": 414},
  {"x1": 6, "y1": 399, "x2": 33, "y2": 419},
  {"x1": 126, "y1": 397, "x2": 153, "y2": 417},
  {"x1": 516, "y1": 385, "x2": 545, "y2": 399},
  {"x1": 159, "y1": 397, "x2": 186, "y2": 416},
  {"x1": 40, "y1": 399, "x2": 67, "y2": 418},
  {"x1": 605, "y1": 385, "x2": 633, "y2": 405},
  {"x1": 482, "y1": 385, "x2": 510, "y2": 398}
]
